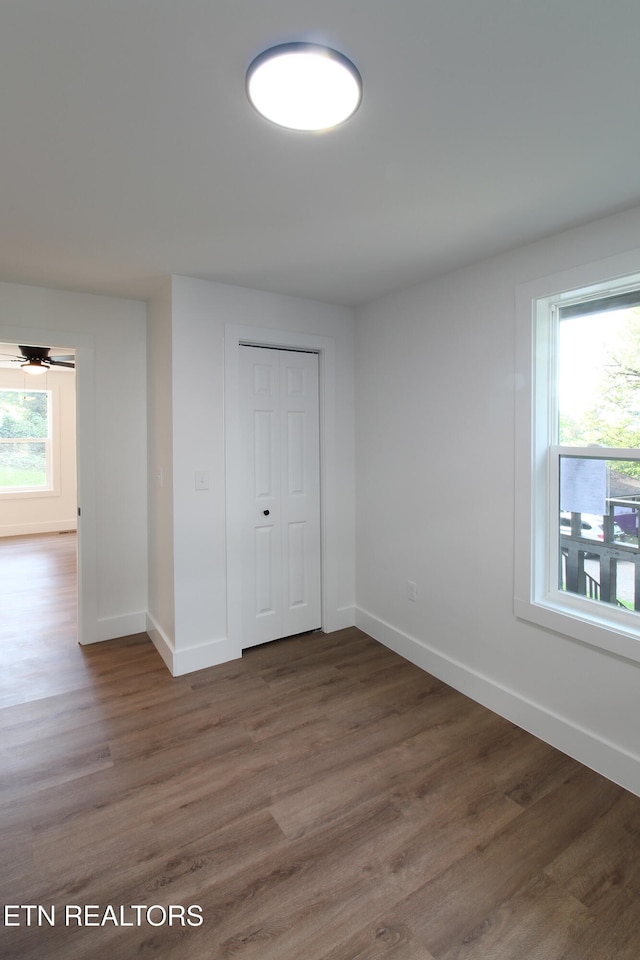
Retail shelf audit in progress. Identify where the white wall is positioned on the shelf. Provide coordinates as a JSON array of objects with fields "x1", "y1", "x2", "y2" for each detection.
[
  {"x1": 146, "y1": 280, "x2": 175, "y2": 656},
  {"x1": 147, "y1": 275, "x2": 355, "y2": 676},
  {"x1": 0, "y1": 366, "x2": 76, "y2": 537},
  {"x1": 0, "y1": 280, "x2": 148, "y2": 644},
  {"x1": 355, "y1": 202, "x2": 640, "y2": 797}
]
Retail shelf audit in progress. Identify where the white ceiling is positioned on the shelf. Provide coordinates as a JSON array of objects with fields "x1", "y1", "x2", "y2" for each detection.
[{"x1": 1, "y1": 1, "x2": 640, "y2": 307}]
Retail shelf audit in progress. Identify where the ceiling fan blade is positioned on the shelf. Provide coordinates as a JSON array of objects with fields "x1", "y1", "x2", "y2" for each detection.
[{"x1": 0, "y1": 345, "x2": 74, "y2": 369}]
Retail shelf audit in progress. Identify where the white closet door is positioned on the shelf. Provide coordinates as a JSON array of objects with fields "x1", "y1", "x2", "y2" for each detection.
[{"x1": 239, "y1": 346, "x2": 321, "y2": 648}]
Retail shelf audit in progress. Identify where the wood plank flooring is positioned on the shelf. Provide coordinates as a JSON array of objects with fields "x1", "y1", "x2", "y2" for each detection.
[
  {"x1": 0, "y1": 532, "x2": 79, "y2": 708},
  {"x1": 2, "y1": 534, "x2": 640, "y2": 959}
]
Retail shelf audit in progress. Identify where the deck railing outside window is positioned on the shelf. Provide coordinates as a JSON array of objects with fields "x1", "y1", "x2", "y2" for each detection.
[{"x1": 560, "y1": 497, "x2": 640, "y2": 610}]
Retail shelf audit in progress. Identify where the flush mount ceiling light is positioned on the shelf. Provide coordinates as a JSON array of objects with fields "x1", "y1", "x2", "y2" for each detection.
[{"x1": 246, "y1": 42, "x2": 362, "y2": 131}]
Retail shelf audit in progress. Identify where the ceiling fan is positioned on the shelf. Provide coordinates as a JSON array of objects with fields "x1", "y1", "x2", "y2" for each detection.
[{"x1": 0, "y1": 345, "x2": 75, "y2": 374}]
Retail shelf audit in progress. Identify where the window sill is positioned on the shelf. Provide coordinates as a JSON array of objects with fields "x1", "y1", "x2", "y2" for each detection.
[
  {"x1": 0, "y1": 488, "x2": 58, "y2": 500},
  {"x1": 515, "y1": 594, "x2": 640, "y2": 665}
]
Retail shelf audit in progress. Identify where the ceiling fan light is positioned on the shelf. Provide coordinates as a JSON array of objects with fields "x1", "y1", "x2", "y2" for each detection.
[
  {"x1": 21, "y1": 359, "x2": 49, "y2": 375},
  {"x1": 246, "y1": 43, "x2": 362, "y2": 131}
]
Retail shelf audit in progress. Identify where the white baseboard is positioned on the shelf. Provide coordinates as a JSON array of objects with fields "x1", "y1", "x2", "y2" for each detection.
[
  {"x1": 90, "y1": 611, "x2": 147, "y2": 644},
  {"x1": 145, "y1": 613, "x2": 175, "y2": 673},
  {"x1": 325, "y1": 605, "x2": 355, "y2": 633},
  {"x1": 0, "y1": 520, "x2": 77, "y2": 538},
  {"x1": 355, "y1": 606, "x2": 640, "y2": 798},
  {"x1": 145, "y1": 613, "x2": 241, "y2": 677},
  {"x1": 173, "y1": 638, "x2": 241, "y2": 677}
]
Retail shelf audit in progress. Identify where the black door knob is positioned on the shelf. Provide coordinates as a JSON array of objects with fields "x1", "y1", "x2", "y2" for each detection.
[{"x1": 263, "y1": 509, "x2": 270, "y2": 516}]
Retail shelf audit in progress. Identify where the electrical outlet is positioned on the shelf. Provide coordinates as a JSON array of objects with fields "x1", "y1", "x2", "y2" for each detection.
[{"x1": 407, "y1": 580, "x2": 417, "y2": 601}]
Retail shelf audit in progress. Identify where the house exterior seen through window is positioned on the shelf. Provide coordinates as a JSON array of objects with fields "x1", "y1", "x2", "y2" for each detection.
[
  {"x1": 515, "y1": 262, "x2": 640, "y2": 664},
  {"x1": 0, "y1": 388, "x2": 52, "y2": 492}
]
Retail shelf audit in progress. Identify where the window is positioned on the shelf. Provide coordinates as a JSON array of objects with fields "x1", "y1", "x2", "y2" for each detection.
[
  {"x1": 0, "y1": 388, "x2": 52, "y2": 493},
  {"x1": 516, "y1": 260, "x2": 640, "y2": 663}
]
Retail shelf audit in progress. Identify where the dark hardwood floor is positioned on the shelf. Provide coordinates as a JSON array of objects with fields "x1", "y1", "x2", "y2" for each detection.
[{"x1": 2, "y1": 534, "x2": 640, "y2": 959}]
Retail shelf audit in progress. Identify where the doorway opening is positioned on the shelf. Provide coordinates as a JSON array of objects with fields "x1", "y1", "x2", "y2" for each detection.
[{"x1": 0, "y1": 342, "x2": 78, "y2": 662}]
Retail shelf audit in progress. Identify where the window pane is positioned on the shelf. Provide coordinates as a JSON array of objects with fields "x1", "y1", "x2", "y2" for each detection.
[
  {"x1": 559, "y1": 456, "x2": 640, "y2": 610},
  {"x1": 559, "y1": 304, "x2": 640, "y2": 447},
  {"x1": 0, "y1": 389, "x2": 50, "y2": 490},
  {"x1": 0, "y1": 389, "x2": 49, "y2": 439},
  {"x1": 0, "y1": 440, "x2": 47, "y2": 488}
]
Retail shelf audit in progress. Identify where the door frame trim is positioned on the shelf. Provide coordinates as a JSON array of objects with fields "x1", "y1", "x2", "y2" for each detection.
[{"x1": 224, "y1": 324, "x2": 338, "y2": 654}]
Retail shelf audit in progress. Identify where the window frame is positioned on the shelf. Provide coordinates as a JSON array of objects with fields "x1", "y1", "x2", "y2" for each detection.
[
  {"x1": 515, "y1": 256, "x2": 640, "y2": 664},
  {"x1": 0, "y1": 385, "x2": 61, "y2": 500}
]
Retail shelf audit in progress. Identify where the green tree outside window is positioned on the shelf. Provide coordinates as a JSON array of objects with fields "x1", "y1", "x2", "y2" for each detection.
[{"x1": 0, "y1": 389, "x2": 50, "y2": 488}]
